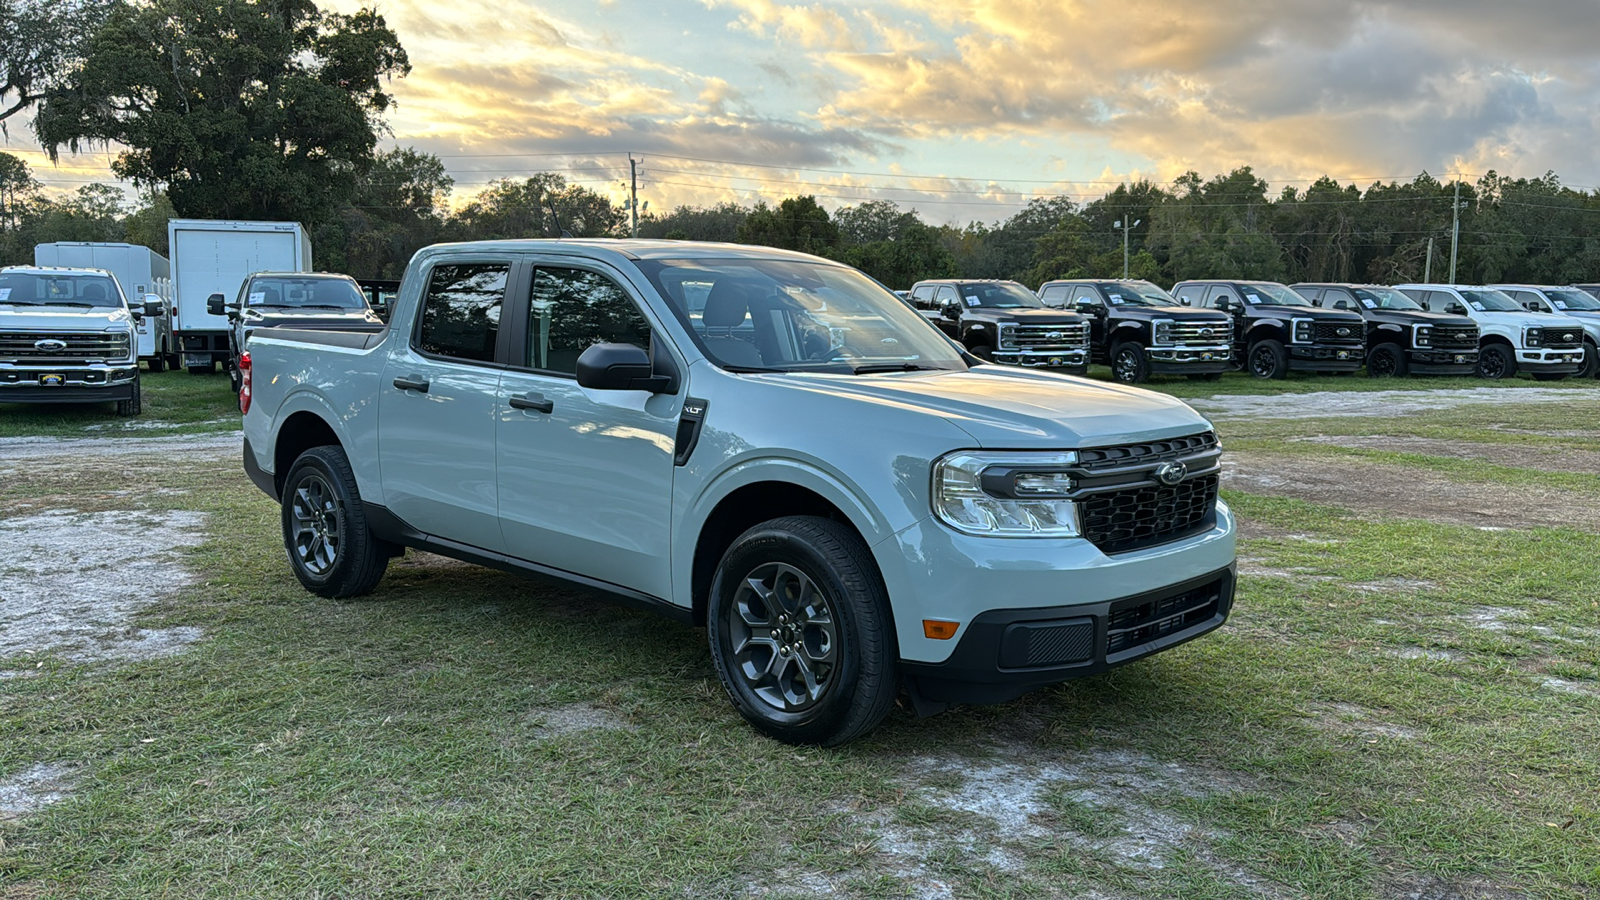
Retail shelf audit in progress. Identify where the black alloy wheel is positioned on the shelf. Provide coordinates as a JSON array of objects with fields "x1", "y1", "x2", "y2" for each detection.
[
  {"x1": 1366, "y1": 343, "x2": 1408, "y2": 378},
  {"x1": 1476, "y1": 344, "x2": 1515, "y2": 380},
  {"x1": 280, "y1": 445, "x2": 393, "y2": 598},
  {"x1": 1111, "y1": 342, "x2": 1150, "y2": 384},
  {"x1": 1248, "y1": 339, "x2": 1288, "y2": 379}
]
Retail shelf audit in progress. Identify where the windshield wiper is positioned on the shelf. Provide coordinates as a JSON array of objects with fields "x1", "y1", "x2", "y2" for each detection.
[
  {"x1": 295, "y1": 304, "x2": 356, "y2": 310},
  {"x1": 850, "y1": 362, "x2": 942, "y2": 374},
  {"x1": 42, "y1": 301, "x2": 97, "y2": 308}
]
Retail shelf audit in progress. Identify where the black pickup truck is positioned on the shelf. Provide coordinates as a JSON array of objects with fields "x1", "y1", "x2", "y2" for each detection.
[
  {"x1": 908, "y1": 279, "x2": 1090, "y2": 372},
  {"x1": 1292, "y1": 283, "x2": 1479, "y2": 376},
  {"x1": 1037, "y1": 279, "x2": 1232, "y2": 383},
  {"x1": 210, "y1": 272, "x2": 385, "y2": 392},
  {"x1": 1171, "y1": 280, "x2": 1366, "y2": 378}
]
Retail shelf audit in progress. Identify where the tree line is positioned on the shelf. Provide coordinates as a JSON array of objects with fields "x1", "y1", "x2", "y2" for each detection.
[{"x1": 3, "y1": 0, "x2": 1597, "y2": 289}]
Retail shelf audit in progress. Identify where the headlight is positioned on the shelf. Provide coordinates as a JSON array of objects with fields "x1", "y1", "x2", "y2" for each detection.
[
  {"x1": 1525, "y1": 328, "x2": 1543, "y2": 348},
  {"x1": 932, "y1": 451, "x2": 1080, "y2": 537},
  {"x1": 1153, "y1": 321, "x2": 1173, "y2": 345},
  {"x1": 1414, "y1": 326, "x2": 1432, "y2": 348},
  {"x1": 1292, "y1": 319, "x2": 1313, "y2": 343},
  {"x1": 997, "y1": 322, "x2": 1016, "y2": 348}
]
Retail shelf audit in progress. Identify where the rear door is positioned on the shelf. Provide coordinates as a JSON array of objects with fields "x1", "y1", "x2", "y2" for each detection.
[
  {"x1": 495, "y1": 261, "x2": 682, "y2": 599},
  {"x1": 377, "y1": 258, "x2": 517, "y2": 553}
]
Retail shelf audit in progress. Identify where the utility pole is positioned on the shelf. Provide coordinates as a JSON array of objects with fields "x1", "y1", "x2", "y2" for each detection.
[
  {"x1": 1424, "y1": 237, "x2": 1434, "y2": 283},
  {"x1": 1114, "y1": 217, "x2": 1140, "y2": 278},
  {"x1": 1448, "y1": 180, "x2": 1462, "y2": 284},
  {"x1": 628, "y1": 155, "x2": 639, "y2": 238}
]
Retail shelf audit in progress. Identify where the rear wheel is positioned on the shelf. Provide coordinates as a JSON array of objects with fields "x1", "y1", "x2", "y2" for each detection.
[
  {"x1": 1110, "y1": 342, "x2": 1150, "y2": 384},
  {"x1": 707, "y1": 516, "x2": 896, "y2": 746},
  {"x1": 1476, "y1": 344, "x2": 1516, "y2": 380},
  {"x1": 1366, "y1": 342, "x2": 1408, "y2": 378},
  {"x1": 1247, "y1": 339, "x2": 1289, "y2": 379},
  {"x1": 114, "y1": 375, "x2": 142, "y2": 417},
  {"x1": 146, "y1": 348, "x2": 166, "y2": 373},
  {"x1": 281, "y1": 445, "x2": 393, "y2": 598}
]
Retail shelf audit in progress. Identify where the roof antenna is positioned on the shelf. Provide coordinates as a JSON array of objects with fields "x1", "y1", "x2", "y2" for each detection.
[{"x1": 543, "y1": 194, "x2": 573, "y2": 238}]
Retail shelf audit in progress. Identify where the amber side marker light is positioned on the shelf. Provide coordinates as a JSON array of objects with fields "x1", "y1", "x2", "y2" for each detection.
[{"x1": 923, "y1": 620, "x2": 960, "y2": 640}]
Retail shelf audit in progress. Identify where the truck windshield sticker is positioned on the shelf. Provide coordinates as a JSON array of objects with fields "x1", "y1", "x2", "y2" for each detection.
[
  {"x1": 0, "y1": 288, "x2": 9, "y2": 302},
  {"x1": 1108, "y1": 294, "x2": 1123, "y2": 304},
  {"x1": 965, "y1": 296, "x2": 980, "y2": 306},
  {"x1": 1362, "y1": 298, "x2": 1376, "y2": 308},
  {"x1": 1245, "y1": 294, "x2": 1261, "y2": 304},
  {"x1": 1470, "y1": 302, "x2": 1485, "y2": 311},
  {"x1": 248, "y1": 292, "x2": 266, "y2": 305},
  {"x1": 1554, "y1": 300, "x2": 1568, "y2": 309}
]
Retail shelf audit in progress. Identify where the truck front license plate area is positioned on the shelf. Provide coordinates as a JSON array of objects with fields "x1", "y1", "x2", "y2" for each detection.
[{"x1": 39, "y1": 373, "x2": 65, "y2": 386}]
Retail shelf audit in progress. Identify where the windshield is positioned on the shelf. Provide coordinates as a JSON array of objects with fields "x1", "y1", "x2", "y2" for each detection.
[
  {"x1": 1546, "y1": 289, "x2": 1600, "y2": 311},
  {"x1": 636, "y1": 258, "x2": 969, "y2": 374},
  {"x1": 1352, "y1": 287, "x2": 1422, "y2": 310},
  {"x1": 1103, "y1": 281, "x2": 1180, "y2": 307},
  {"x1": 1458, "y1": 289, "x2": 1522, "y2": 312},
  {"x1": 245, "y1": 277, "x2": 367, "y2": 309},
  {"x1": 1241, "y1": 283, "x2": 1312, "y2": 307},
  {"x1": 960, "y1": 282, "x2": 1044, "y2": 309},
  {"x1": 0, "y1": 272, "x2": 123, "y2": 308}
]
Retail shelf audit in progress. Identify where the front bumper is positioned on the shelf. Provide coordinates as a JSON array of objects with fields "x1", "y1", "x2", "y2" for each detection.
[
  {"x1": 1407, "y1": 348, "x2": 1478, "y2": 375},
  {"x1": 1518, "y1": 349, "x2": 1583, "y2": 372},
  {"x1": 1288, "y1": 342, "x2": 1364, "y2": 372},
  {"x1": 1148, "y1": 345, "x2": 1230, "y2": 374},
  {"x1": 992, "y1": 347, "x2": 1089, "y2": 368},
  {"x1": 902, "y1": 566, "x2": 1235, "y2": 707},
  {"x1": 0, "y1": 365, "x2": 140, "y2": 403}
]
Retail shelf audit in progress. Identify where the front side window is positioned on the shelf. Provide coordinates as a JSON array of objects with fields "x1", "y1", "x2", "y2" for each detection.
[
  {"x1": 417, "y1": 263, "x2": 507, "y2": 363},
  {"x1": 1205, "y1": 285, "x2": 1240, "y2": 307},
  {"x1": 527, "y1": 267, "x2": 651, "y2": 374},
  {"x1": 0, "y1": 272, "x2": 123, "y2": 308}
]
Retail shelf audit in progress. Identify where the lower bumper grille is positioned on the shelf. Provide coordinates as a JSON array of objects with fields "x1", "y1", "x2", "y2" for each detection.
[{"x1": 1106, "y1": 578, "x2": 1226, "y2": 655}]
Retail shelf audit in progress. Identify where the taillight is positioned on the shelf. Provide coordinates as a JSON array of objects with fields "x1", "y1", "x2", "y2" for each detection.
[{"x1": 239, "y1": 351, "x2": 252, "y2": 415}]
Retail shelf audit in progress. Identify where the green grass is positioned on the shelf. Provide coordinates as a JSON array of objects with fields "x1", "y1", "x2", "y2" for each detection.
[
  {"x1": 2, "y1": 384, "x2": 1600, "y2": 897},
  {"x1": 0, "y1": 368, "x2": 239, "y2": 438}
]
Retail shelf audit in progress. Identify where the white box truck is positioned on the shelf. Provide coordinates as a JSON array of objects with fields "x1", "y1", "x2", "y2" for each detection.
[
  {"x1": 33, "y1": 241, "x2": 176, "y2": 371},
  {"x1": 168, "y1": 219, "x2": 312, "y2": 374}
]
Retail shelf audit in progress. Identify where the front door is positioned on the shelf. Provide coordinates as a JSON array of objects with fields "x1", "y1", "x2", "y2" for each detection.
[
  {"x1": 495, "y1": 263, "x2": 681, "y2": 599},
  {"x1": 377, "y1": 259, "x2": 516, "y2": 553}
]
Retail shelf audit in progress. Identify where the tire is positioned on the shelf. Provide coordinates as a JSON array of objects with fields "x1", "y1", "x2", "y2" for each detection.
[
  {"x1": 1110, "y1": 342, "x2": 1150, "y2": 384},
  {"x1": 280, "y1": 446, "x2": 393, "y2": 598},
  {"x1": 164, "y1": 351, "x2": 181, "y2": 371},
  {"x1": 115, "y1": 375, "x2": 142, "y2": 417},
  {"x1": 1476, "y1": 344, "x2": 1516, "y2": 380},
  {"x1": 1531, "y1": 372, "x2": 1569, "y2": 382},
  {"x1": 187, "y1": 360, "x2": 216, "y2": 375},
  {"x1": 1247, "y1": 339, "x2": 1289, "y2": 379},
  {"x1": 1580, "y1": 343, "x2": 1599, "y2": 380},
  {"x1": 1365, "y1": 342, "x2": 1408, "y2": 378},
  {"x1": 146, "y1": 349, "x2": 166, "y2": 373},
  {"x1": 968, "y1": 344, "x2": 994, "y2": 362},
  {"x1": 1186, "y1": 372, "x2": 1223, "y2": 382},
  {"x1": 707, "y1": 516, "x2": 897, "y2": 747}
]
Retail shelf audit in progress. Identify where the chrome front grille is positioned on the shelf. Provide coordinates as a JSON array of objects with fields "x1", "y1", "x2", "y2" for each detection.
[
  {"x1": 1008, "y1": 322, "x2": 1088, "y2": 350},
  {"x1": 0, "y1": 331, "x2": 132, "y2": 365},
  {"x1": 1160, "y1": 320, "x2": 1232, "y2": 347}
]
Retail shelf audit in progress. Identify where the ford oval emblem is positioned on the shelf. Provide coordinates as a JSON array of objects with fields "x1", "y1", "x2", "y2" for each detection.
[
  {"x1": 1046, "y1": 331, "x2": 1063, "y2": 340},
  {"x1": 1336, "y1": 327, "x2": 1351, "y2": 337},
  {"x1": 1199, "y1": 328, "x2": 1214, "y2": 337},
  {"x1": 34, "y1": 339, "x2": 68, "y2": 352},
  {"x1": 1155, "y1": 461, "x2": 1187, "y2": 486},
  {"x1": 1564, "y1": 332, "x2": 1575, "y2": 342}
]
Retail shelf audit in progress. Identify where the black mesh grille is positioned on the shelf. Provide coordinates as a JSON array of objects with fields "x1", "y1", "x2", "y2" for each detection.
[
  {"x1": 1313, "y1": 321, "x2": 1363, "y2": 343},
  {"x1": 1430, "y1": 326, "x2": 1478, "y2": 350},
  {"x1": 1106, "y1": 579, "x2": 1225, "y2": 655},
  {"x1": 1076, "y1": 432, "x2": 1218, "y2": 471},
  {"x1": 1080, "y1": 473, "x2": 1219, "y2": 554}
]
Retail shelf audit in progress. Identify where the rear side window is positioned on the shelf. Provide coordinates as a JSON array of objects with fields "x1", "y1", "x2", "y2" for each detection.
[
  {"x1": 417, "y1": 263, "x2": 508, "y2": 363},
  {"x1": 527, "y1": 267, "x2": 651, "y2": 375}
]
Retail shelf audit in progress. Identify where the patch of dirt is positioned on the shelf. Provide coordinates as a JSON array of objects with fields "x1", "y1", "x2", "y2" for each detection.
[
  {"x1": 0, "y1": 431, "x2": 240, "y2": 475},
  {"x1": 1381, "y1": 874, "x2": 1530, "y2": 900},
  {"x1": 1541, "y1": 679, "x2": 1600, "y2": 699},
  {"x1": 1386, "y1": 647, "x2": 1461, "y2": 662},
  {"x1": 1190, "y1": 387, "x2": 1584, "y2": 421},
  {"x1": 1294, "y1": 435, "x2": 1600, "y2": 475},
  {"x1": 0, "y1": 763, "x2": 77, "y2": 822},
  {"x1": 0, "y1": 508, "x2": 207, "y2": 665},
  {"x1": 1222, "y1": 454, "x2": 1600, "y2": 532},
  {"x1": 526, "y1": 702, "x2": 634, "y2": 739},
  {"x1": 1303, "y1": 702, "x2": 1422, "y2": 741}
]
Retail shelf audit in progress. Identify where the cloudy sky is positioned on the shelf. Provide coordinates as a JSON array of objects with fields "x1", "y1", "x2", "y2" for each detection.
[{"x1": 14, "y1": 0, "x2": 1600, "y2": 223}]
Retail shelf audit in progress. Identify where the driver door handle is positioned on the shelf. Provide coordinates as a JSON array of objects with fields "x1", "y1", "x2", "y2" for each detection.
[
  {"x1": 392, "y1": 376, "x2": 429, "y2": 393},
  {"x1": 509, "y1": 392, "x2": 554, "y2": 414}
]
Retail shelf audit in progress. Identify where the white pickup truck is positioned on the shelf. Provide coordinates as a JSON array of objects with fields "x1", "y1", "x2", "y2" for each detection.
[{"x1": 242, "y1": 240, "x2": 1237, "y2": 745}]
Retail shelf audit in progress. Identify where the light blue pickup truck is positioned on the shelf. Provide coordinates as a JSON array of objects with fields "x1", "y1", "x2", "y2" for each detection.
[{"x1": 241, "y1": 240, "x2": 1237, "y2": 745}]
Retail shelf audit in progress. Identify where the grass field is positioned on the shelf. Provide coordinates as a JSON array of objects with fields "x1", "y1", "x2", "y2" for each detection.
[{"x1": 2, "y1": 370, "x2": 1598, "y2": 898}]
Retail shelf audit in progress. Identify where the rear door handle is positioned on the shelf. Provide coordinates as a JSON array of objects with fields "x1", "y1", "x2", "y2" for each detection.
[
  {"x1": 509, "y1": 393, "x2": 554, "y2": 413},
  {"x1": 392, "y1": 376, "x2": 429, "y2": 393}
]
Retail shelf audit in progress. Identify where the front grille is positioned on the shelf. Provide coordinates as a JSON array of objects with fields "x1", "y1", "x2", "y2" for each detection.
[
  {"x1": 1161, "y1": 320, "x2": 1232, "y2": 346},
  {"x1": 1541, "y1": 328, "x2": 1583, "y2": 349},
  {"x1": 1313, "y1": 321, "x2": 1363, "y2": 344},
  {"x1": 1077, "y1": 432, "x2": 1218, "y2": 471},
  {"x1": 1009, "y1": 322, "x2": 1088, "y2": 350},
  {"x1": 1080, "y1": 473, "x2": 1219, "y2": 554},
  {"x1": 0, "y1": 331, "x2": 131, "y2": 364},
  {"x1": 1106, "y1": 577, "x2": 1226, "y2": 655},
  {"x1": 1430, "y1": 325, "x2": 1478, "y2": 350}
]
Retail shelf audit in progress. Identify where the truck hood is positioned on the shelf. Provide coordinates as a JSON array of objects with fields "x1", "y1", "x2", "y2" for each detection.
[
  {"x1": 1113, "y1": 306, "x2": 1228, "y2": 322},
  {"x1": 966, "y1": 308, "x2": 1087, "y2": 325},
  {"x1": 1364, "y1": 309, "x2": 1476, "y2": 328},
  {"x1": 1248, "y1": 305, "x2": 1361, "y2": 322},
  {"x1": 0, "y1": 304, "x2": 132, "y2": 330},
  {"x1": 767, "y1": 366, "x2": 1213, "y2": 449},
  {"x1": 1473, "y1": 310, "x2": 1567, "y2": 330}
]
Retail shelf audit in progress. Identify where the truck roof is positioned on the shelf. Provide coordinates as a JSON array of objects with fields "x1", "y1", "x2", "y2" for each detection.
[
  {"x1": 1, "y1": 264, "x2": 118, "y2": 278},
  {"x1": 416, "y1": 238, "x2": 838, "y2": 264}
]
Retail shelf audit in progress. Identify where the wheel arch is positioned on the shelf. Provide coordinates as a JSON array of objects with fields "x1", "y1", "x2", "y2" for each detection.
[{"x1": 272, "y1": 406, "x2": 348, "y2": 499}]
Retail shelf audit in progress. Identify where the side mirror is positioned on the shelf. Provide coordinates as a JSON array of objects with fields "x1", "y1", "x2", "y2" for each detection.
[
  {"x1": 1446, "y1": 303, "x2": 1466, "y2": 315},
  {"x1": 144, "y1": 300, "x2": 164, "y2": 317},
  {"x1": 575, "y1": 341, "x2": 679, "y2": 394},
  {"x1": 1214, "y1": 297, "x2": 1233, "y2": 311},
  {"x1": 1178, "y1": 297, "x2": 1191, "y2": 306},
  {"x1": 206, "y1": 293, "x2": 227, "y2": 316},
  {"x1": 1074, "y1": 298, "x2": 1096, "y2": 313}
]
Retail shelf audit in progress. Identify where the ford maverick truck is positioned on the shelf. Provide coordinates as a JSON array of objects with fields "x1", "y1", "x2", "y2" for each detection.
[
  {"x1": 1396, "y1": 284, "x2": 1585, "y2": 380},
  {"x1": 1171, "y1": 280, "x2": 1367, "y2": 378},
  {"x1": 243, "y1": 240, "x2": 1237, "y2": 745},
  {"x1": 1293, "y1": 283, "x2": 1480, "y2": 377},
  {"x1": 1037, "y1": 279, "x2": 1232, "y2": 383},
  {"x1": 907, "y1": 278, "x2": 1090, "y2": 372},
  {"x1": 0, "y1": 265, "x2": 159, "y2": 416}
]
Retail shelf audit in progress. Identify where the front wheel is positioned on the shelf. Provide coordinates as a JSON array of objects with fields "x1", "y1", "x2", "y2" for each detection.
[
  {"x1": 115, "y1": 375, "x2": 142, "y2": 417},
  {"x1": 967, "y1": 344, "x2": 994, "y2": 362},
  {"x1": 1247, "y1": 339, "x2": 1289, "y2": 379},
  {"x1": 1110, "y1": 342, "x2": 1150, "y2": 384},
  {"x1": 281, "y1": 446, "x2": 393, "y2": 598},
  {"x1": 1579, "y1": 344, "x2": 1599, "y2": 380},
  {"x1": 1366, "y1": 342, "x2": 1408, "y2": 378},
  {"x1": 1476, "y1": 344, "x2": 1516, "y2": 380},
  {"x1": 707, "y1": 516, "x2": 896, "y2": 746}
]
